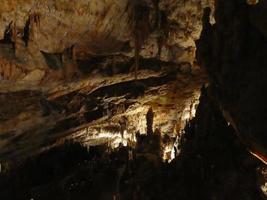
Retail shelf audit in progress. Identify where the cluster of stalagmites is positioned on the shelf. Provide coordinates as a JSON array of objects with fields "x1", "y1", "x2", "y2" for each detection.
[{"x1": 0, "y1": 88, "x2": 265, "y2": 200}]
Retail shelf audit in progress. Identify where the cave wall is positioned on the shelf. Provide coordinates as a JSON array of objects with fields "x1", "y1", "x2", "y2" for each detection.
[
  {"x1": 163, "y1": 87, "x2": 265, "y2": 200},
  {"x1": 196, "y1": 0, "x2": 267, "y2": 159}
]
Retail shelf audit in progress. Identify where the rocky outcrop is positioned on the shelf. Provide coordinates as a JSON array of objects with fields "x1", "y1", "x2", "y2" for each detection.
[
  {"x1": 168, "y1": 87, "x2": 265, "y2": 200},
  {"x1": 196, "y1": 0, "x2": 267, "y2": 160}
]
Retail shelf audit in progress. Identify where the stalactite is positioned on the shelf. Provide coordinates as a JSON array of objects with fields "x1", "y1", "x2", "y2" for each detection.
[
  {"x1": 133, "y1": 2, "x2": 150, "y2": 81},
  {"x1": 1, "y1": 22, "x2": 13, "y2": 43},
  {"x1": 157, "y1": 11, "x2": 169, "y2": 59},
  {"x1": 62, "y1": 45, "x2": 79, "y2": 80},
  {"x1": 134, "y1": 35, "x2": 141, "y2": 80},
  {"x1": 22, "y1": 18, "x2": 30, "y2": 47},
  {"x1": 23, "y1": 13, "x2": 41, "y2": 47}
]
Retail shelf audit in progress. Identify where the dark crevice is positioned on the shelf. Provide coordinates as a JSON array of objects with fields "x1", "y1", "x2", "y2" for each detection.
[
  {"x1": 0, "y1": 22, "x2": 16, "y2": 60},
  {"x1": 41, "y1": 51, "x2": 63, "y2": 70},
  {"x1": 0, "y1": 22, "x2": 14, "y2": 44},
  {"x1": 22, "y1": 18, "x2": 30, "y2": 47},
  {"x1": 77, "y1": 55, "x2": 174, "y2": 76}
]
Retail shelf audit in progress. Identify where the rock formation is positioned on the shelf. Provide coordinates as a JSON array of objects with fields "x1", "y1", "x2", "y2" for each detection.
[
  {"x1": 1, "y1": 0, "x2": 267, "y2": 199},
  {"x1": 0, "y1": 0, "x2": 211, "y2": 162},
  {"x1": 196, "y1": 0, "x2": 267, "y2": 163}
]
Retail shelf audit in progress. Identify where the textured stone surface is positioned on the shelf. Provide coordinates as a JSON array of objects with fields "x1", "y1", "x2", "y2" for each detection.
[
  {"x1": 0, "y1": 0, "x2": 213, "y2": 83},
  {"x1": 0, "y1": 62, "x2": 206, "y2": 162},
  {"x1": 1, "y1": 1, "x2": 267, "y2": 198},
  {"x1": 196, "y1": 0, "x2": 267, "y2": 161},
  {"x1": 0, "y1": 0, "x2": 213, "y2": 162}
]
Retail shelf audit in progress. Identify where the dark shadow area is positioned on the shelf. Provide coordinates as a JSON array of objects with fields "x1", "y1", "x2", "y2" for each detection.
[
  {"x1": 0, "y1": 23, "x2": 16, "y2": 60},
  {"x1": 41, "y1": 51, "x2": 63, "y2": 70},
  {"x1": 77, "y1": 55, "x2": 175, "y2": 76},
  {"x1": 196, "y1": 0, "x2": 267, "y2": 156}
]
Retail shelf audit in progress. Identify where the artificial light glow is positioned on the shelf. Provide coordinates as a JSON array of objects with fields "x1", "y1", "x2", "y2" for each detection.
[
  {"x1": 125, "y1": 105, "x2": 149, "y2": 134},
  {"x1": 181, "y1": 91, "x2": 200, "y2": 123},
  {"x1": 261, "y1": 182, "x2": 267, "y2": 196},
  {"x1": 69, "y1": 91, "x2": 202, "y2": 163},
  {"x1": 73, "y1": 127, "x2": 137, "y2": 150},
  {"x1": 182, "y1": 111, "x2": 190, "y2": 121},
  {"x1": 249, "y1": 150, "x2": 267, "y2": 165},
  {"x1": 163, "y1": 144, "x2": 176, "y2": 163},
  {"x1": 247, "y1": 0, "x2": 259, "y2": 5},
  {"x1": 171, "y1": 147, "x2": 175, "y2": 160}
]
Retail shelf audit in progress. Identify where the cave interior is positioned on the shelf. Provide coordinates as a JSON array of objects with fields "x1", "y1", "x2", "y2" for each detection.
[{"x1": 0, "y1": 0, "x2": 267, "y2": 200}]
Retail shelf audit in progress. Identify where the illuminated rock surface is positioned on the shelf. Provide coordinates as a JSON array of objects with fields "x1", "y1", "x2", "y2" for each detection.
[
  {"x1": 1, "y1": 0, "x2": 267, "y2": 199},
  {"x1": 0, "y1": 0, "x2": 210, "y2": 162}
]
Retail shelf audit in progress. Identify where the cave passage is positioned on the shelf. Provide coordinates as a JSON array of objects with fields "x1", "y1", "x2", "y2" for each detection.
[{"x1": 1, "y1": 0, "x2": 267, "y2": 200}]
